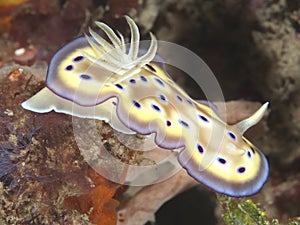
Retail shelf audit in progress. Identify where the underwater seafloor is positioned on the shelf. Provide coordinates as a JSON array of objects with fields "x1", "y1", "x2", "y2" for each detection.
[{"x1": 0, "y1": 0, "x2": 300, "y2": 224}]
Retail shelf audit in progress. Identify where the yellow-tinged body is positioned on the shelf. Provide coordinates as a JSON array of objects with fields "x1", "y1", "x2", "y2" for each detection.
[{"x1": 22, "y1": 16, "x2": 269, "y2": 196}]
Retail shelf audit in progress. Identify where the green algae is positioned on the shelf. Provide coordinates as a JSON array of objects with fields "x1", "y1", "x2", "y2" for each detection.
[{"x1": 218, "y1": 194, "x2": 300, "y2": 225}]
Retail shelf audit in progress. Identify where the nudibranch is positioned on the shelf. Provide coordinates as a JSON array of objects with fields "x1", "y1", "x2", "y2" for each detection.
[{"x1": 22, "y1": 16, "x2": 269, "y2": 197}]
